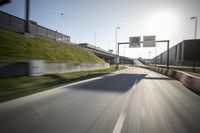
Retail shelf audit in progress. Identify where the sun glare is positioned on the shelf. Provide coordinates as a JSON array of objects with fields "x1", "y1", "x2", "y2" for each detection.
[{"x1": 144, "y1": 10, "x2": 178, "y2": 36}]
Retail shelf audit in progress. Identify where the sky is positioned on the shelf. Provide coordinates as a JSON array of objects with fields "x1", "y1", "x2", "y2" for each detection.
[{"x1": 0, "y1": 0, "x2": 200, "y2": 59}]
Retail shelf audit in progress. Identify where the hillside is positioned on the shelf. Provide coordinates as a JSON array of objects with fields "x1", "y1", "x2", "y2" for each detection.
[{"x1": 0, "y1": 29, "x2": 105, "y2": 64}]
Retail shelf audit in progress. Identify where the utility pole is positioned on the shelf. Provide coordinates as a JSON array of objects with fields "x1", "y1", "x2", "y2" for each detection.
[
  {"x1": 60, "y1": 13, "x2": 64, "y2": 42},
  {"x1": 25, "y1": 0, "x2": 30, "y2": 33}
]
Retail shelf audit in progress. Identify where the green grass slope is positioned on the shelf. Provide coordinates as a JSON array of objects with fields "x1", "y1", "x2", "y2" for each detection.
[{"x1": 0, "y1": 29, "x2": 105, "y2": 64}]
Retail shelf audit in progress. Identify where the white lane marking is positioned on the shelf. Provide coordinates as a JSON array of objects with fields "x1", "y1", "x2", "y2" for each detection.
[
  {"x1": 132, "y1": 80, "x2": 138, "y2": 89},
  {"x1": 113, "y1": 112, "x2": 126, "y2": 133},
  {"x1": 112, "y1": 79, "x2": 138, "y2": 133}
]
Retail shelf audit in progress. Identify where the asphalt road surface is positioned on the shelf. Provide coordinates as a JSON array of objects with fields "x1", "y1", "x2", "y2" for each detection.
[{"x1": 0, "y1": 67, "x2": 200, "y2": 133}]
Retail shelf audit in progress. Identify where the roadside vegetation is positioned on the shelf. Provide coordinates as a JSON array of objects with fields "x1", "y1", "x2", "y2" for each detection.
[
  {"x1": 0, "y1": 29, "x2": 105, "y2": 64},
  {"x1": 0, "y1": 66, "x2": 126, "y2": 103}
]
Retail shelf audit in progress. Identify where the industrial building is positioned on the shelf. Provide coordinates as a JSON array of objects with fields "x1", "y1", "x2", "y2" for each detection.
[{"x1": 153, "y1": 39, "x2": 200, "y2": 66}]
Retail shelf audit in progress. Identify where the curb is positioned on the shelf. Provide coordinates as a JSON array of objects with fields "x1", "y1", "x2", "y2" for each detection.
[{"x1": 139, "y1": 66, "x2": 200, "y2": 95}]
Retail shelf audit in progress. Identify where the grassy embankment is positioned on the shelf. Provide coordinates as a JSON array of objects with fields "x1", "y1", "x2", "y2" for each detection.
[
  {"x1": 0, "y1": 29, "x2": 127, "y2": 102},
  {"x1": 0, "y1": 28, "x2": 105, "y2": 64}
]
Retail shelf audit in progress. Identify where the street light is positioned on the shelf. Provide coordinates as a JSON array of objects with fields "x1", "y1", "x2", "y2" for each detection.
[
  {"x1": 115, "y1": 27, "x2": 120, "y2": 68},
  {"x1": 148, "y1": 51, "x2": 151, "y2": 65},
  {"x1": 25, "y1": 0, "x2": 30, "y2": 33},
  {"x1": 190, "y1": 16, "x2": 198, "y2": 39},
  {"x1": 115, "y1": 27, "x2": 120, "y2": 55},
  {"x1": 60, "y1": 13, "x2": 64, "y2": 41}
]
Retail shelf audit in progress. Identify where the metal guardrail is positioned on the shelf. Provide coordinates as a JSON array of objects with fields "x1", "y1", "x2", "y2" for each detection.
[{"x1": 0, "y1": 11, "x2": 70, "y2": 42}]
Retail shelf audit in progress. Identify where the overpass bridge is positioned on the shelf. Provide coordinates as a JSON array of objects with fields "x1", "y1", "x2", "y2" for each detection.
[{"x1": 79, "y1": 43, "x2": 134, "y2": 65}]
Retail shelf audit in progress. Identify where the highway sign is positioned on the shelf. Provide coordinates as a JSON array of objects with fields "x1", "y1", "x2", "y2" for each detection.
[
  {"x1": 143, "y1": 35, "x2": 156, "y2": 47},
  {"x1": 108, "y1": 49, "x2": 113, "y2": 53},
  {"x1": 129, "y1": 36, "x2": 141, "y2": 48}
]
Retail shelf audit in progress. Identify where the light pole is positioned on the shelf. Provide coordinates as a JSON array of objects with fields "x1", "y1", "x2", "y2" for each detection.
[
  {"x1": 148, "y1": 51, "x2": 151, "y2": 65},
  {"x1": 190, "y1": 16, "x2": 198, "y2": 39},
  {"x1": 115, "y1": 27, "x2": 120, "y2": 68},
  {"x1": 25, "y1": 0, "x2": 30, "y2": 33},
  {"x1": 60, "y1": 13, "x2": 64, "y2": 41}
]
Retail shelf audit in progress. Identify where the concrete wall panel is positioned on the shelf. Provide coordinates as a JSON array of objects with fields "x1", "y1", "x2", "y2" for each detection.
[
  {"x1": 0, "y1": 61, "x2": 110, "y2": 78},
  {"x1": 10, "y1": 16, "x2": 24, "y2": 32},
  {"x1": 0, "y1": 12, "x2": 9, "y2": 27}
]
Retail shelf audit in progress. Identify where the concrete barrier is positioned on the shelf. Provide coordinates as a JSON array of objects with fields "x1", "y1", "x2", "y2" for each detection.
[
  {"x1": 140, "y1": 65, "x2": 200, "y2": 95},
  {"x1": 0, "y1": 62, "x2": 29, "y2": 78},
  {"x1": 44, "y1": 63, "x2": 110, "y2": 74},
  {"x1": 29, "y1": 60, "x2": 44, "y2": 76},
  {"x1": 0, "y1": 60, "x2": 110, "y2": 78}
]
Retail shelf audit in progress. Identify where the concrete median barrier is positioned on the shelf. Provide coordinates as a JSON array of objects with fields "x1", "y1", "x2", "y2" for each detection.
[{"x1": 140, "y1": 65, "x2": 200, "y2": 95}]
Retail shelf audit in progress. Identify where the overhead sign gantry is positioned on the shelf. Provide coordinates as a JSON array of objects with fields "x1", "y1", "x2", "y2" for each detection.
[{"x1": 116, "y1": 35, "x2": 170, "y2": 69}]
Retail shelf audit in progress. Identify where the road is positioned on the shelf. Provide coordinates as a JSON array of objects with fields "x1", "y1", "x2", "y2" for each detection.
[
  {"x1": 0, "y1": 67, "x2": 200, "y2": 133},
  {"x1": 134, "y1": 59, "x2": 145, "y2": 67}
]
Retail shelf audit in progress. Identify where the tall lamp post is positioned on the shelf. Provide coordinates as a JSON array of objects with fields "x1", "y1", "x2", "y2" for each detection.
[
  {"x1": 190, "y1": 16, "x2": 198, "y2": 39},
  {"x1": 25, "y1": 0, "x2": 30, "y2": 33},
  {"x1": 148, "y1": 51, "x2": 151, "y2": 65},
  {"x1": 115, "y1": 27, "x2": 120, "y2": 68},
  {"x1": 60, "y1": 13, "x2": 64, "y2": 41}
]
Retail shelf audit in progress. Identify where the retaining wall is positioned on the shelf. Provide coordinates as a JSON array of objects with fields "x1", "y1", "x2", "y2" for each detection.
[
  {"x1": 44, "y1": 63, "x2": 110, "y2": 74},
  {"x1": 0, "y1": 60, "x2": 110, "y2": 78}
]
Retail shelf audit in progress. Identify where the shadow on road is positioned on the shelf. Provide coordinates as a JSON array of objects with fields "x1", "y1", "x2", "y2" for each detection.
[
  {"x1": 69, "y1": 74, "x2": 147, "y2": 93},
  {"x1": 69, "y1": 73, "x2": 178, "y2": 93}
]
